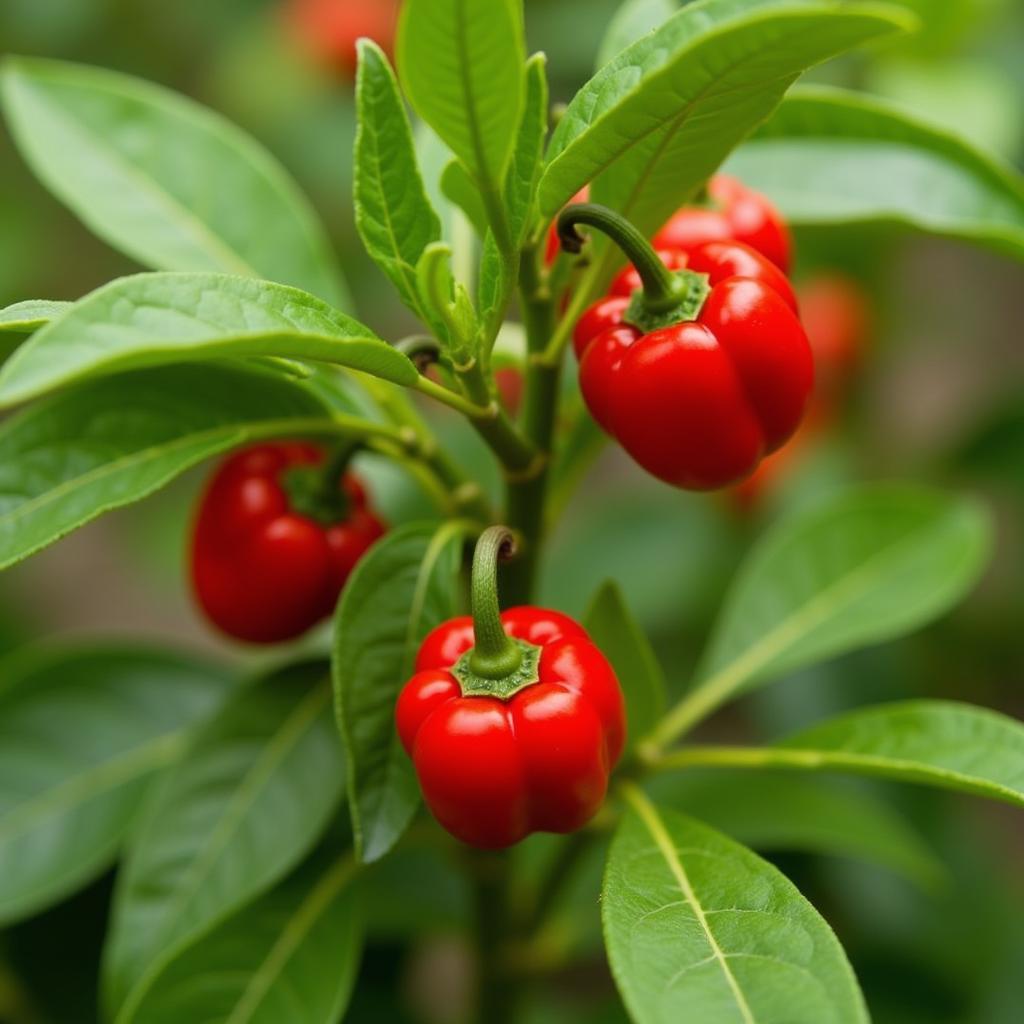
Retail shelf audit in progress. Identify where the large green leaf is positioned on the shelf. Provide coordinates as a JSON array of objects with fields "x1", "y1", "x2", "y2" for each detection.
[
  {"x1": 0, "y1": 57, "x2": 348, "y2": 306},
  {"x1": 104, "y1": 662, "x2": 344, "y2": 1021},
  {"x1": 354, "y1": 41, "x2": 442, "y2": 316},
  {"x1": 775, "y1": 701, "x2": 1024, "y2": 807},
  {"x1": 397, "y1": 0, "x2": 524, "y2": 227},
  {"x1": 0, "y1": 363, "x2": 335, "y2": 570},
  {"x1": 727, "y1": 86, "x2": 1024, "y2": 260},
  {"x1": 0, "y1": 648, "x2": 232, "y2": 927},
  {"x1": 662, "y1": 770, "x2": 943, "y2": 886},
  {"x1": 647, "y1": 485, "x2": 991, "y2": 745},
  {"x1": 604, "y1": 793, "x2": 869, "y2": 1023},
  {"x1": 540, "y1": 0, "x2": 910, "y2": 282},
  {"x1": 334, "y1": 521, "x2": 466, "y2": 863},
  {"x1": 0, "y1": 272, "x2": 417, "y2": 408},
  {"x1": 122, "y1": 855, "x2": 361, "y2": 1024},
  {"x1": 0, "y1": 299, "x2": 72, "y2": 334},
  {"x1": 583, "y1": 580, "x2": 666, "y2": 752}
]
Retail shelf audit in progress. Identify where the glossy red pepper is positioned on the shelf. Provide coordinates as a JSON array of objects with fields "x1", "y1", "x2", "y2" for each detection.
[
  {"x1": 286, "y1": 0, "x2": 399, "y2": 78},
  {"x1": 654, "y1": 174, "x2": 792, "y2": 272},
  {"x1": 191, "y1": 442, "x2": 385, "y2": 643},
  {"x1": 564, "y1": 204, "x2": 812, "y2": 491},
  {"x1": 396, "y1": 529, "x2": 625, "y2": 848}
]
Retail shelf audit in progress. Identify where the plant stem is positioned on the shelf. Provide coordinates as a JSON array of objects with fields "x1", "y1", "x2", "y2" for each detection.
[
  {"x1": 467, "y1": 527, "x2": 523, "y2": 678},
  {"x1": 472, "y1": 849, "x2": 516, "y2": 1024},
  {"x1": 503, "y1": 248, "x2": 559, "y2": 603},
  {"x1": 457, "y1": 358, "x2": 543, "y2": 478},
  {"x1": 519, "y1": 829, "x2": 593, "y2": 937}
]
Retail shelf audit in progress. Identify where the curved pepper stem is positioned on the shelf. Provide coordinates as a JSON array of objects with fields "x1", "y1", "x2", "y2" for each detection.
[
  {"x1": 468, "y1": 526, "x2": 524, "y2": 680},
  {"x1": 557, "y1": 202, "x2": 710, "y2": 329}
]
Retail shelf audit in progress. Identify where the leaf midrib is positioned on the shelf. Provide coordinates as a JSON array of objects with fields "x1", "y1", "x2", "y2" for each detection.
[
  {"x1": 627, "y1": 791, "x2": 756, "y2": 1024},
  {"x1": 147, "y1": 681, "x2": 332, "y2": 954},
  {"x1": 223, "y1": 858, "x2": 357, "y2": 1024},
  {"x1": 0, "y1": 731, "x2": 184, "y2": 843}
]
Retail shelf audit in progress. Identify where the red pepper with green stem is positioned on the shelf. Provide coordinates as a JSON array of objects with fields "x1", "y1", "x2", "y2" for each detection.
[
  {"x1": 396, "y1": 527, "x2": 625, "y2": 849},
  {"x1": 563, "y1": 203, "x2": 813, "y2": 491},
  {"x1": 191, "y1": 440, "x2": 386, "y2": 643}
]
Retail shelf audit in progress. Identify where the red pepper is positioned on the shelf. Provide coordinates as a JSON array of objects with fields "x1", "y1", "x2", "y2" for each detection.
[
  {"x1": 654, "y1": 174, "x2": 792, "y2": 272},
  {"x1": 564, "y1": 204, "x2": 812, "y2": 491},
  {"x1": 191, "y1": 442, "x2": 385, "y2": 643},
  {"x1": 396, "y1": 528, "x2": 625, "y2": 848}
]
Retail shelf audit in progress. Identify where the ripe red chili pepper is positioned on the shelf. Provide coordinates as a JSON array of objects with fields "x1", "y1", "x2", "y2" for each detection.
[
  {"x1": 654, "y1": 174, "x2": 792, "y2": 272},
  {"x1": 564, "y1": 204, "x2": 812, "y2": 491},
  {"x1": 396, "y1": 528, "x2": 625, "y2": 849},
  {"x1": 191, "y1": 442, "x2": 385, "y2": 643},
  {"x1": 285, "y1": 0, "x2": 399, "y2": 78}
]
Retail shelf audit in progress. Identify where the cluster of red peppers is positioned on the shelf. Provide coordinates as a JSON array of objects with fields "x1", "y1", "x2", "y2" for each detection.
[
  {"x1": 185, "y1": 175, "x2": 843, "y2": 850},
  {"x1": 564, "y1": 177, "x2": 814, "y2": 491}
]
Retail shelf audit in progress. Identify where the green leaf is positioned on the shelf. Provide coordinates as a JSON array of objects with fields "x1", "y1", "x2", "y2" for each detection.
[
  {"x1": 122, "y1": 855, "x2": 361, "y2": 1024},
  {"x1": 354, "y1": 40, "x2": 443, "y2": 316},
  {"x1": 334, "y1": 520, "x2": 467, "y2": 863},
  {"x1": 595, "y1": 0, "x2": 679, "y2": 69},
  {"x1": 506, "y1": 53, "x2": 548, "y2": 246},
  {"x1": 440, "y1": 160, "x2": 489, "y2": 237},
  {"x1": 604, "y1": 792, "x2": 869, "y2": 1023},
  {"x1": 0, "y1": 363, "x2": 333, "y2": 570},
  {"x1": 726, "y1": 86, "x2": 1024, "y2": 260},
  {"x1": 540, "y1": 0, "x2": 911, "y2": 281},
  {"x1": 0, "y1": 272, "x2": 418, "y2": 408},
  {"x1": 0, "y1": 647, "x2": 232, "y2": 927},
  {"x1": 774, "y1": 700, "x2": 1024, "y2": 809},
  {"x1": 397, "y1": 0, "x2": 525, "y2": 224},
  {"x1": 0, "y1": 299, "x2": 72, "y2": 334},
  {"x1": 649, "y1": 485, "x2": 992, "y2": 744},
  {"x1": 104, "y1": 662, "x2": 344, "y2": 1020},
  {"x1": 583, "y1": 580, "x2": 666, "y2": 751},
  {"x1": 663, "y1": 770, "x2": 943, "y2": 887},
  {"x1": 1, "y1": 57, "x2": 348, "y2": 307}
]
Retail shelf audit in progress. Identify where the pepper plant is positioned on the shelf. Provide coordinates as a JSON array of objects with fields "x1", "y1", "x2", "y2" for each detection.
[{"x1": 1, "y1": 1, "x2": 1024, "y2": 1022}]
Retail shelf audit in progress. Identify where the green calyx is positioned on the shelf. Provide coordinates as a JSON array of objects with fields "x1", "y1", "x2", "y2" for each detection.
[
  {"x1": 624, "y1": 269, "x2": 711, "y2": 333},
  {"x1": 452, "y1": 638, "x2": 541, "y2": 699},
  {"x1": 457, "y1": 525, "x2": 542, "y2": 700},
  {"x1": 283, "y1": 441, "x2": 359, "y2": 525},
  {"x1": 557, "y1": 202, "x2": 712, "y2": 332}
]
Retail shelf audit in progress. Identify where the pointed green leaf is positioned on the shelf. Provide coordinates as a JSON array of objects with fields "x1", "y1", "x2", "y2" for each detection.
[
  {"x1": 0, "y1": 272, "x2": 417, "y2": 408},
  {"x1": 0, "y1": 299, "x2": 72, "y2": 334},
  {"x1": 604, "y1": 794, "x2": 869, "y2": 1023},
  {"x1": 0, "y1": 363, "x2": 334, "y2": 570},
  {"x1": 397, "y1": 0, "x2": 525, "y2": 217},
  {"x1": 726, "y1": 86, "x2": 1024, "y2": 260},
  {"x1": 540, "y1": 0, "x2": 911, "y2": 286},
  {"x1": 354, "y1": 40, "x2": 443, "y2": 315},
  {"x1": 650, "y1": 485, "x2": 992, "y2": 744},
  {"x1": 1, "y1": 57, "x2": 348, "y2": 307},
  {"x1": 775, "y1": 700, "x2": 1024, "y2": 808},
  {"x1": 104, "y1": 662, "x2": 344, "y2": 1020},
  {"x1": 334, "y1": 521, "x2": 467, "y2": 863},
  {"x1": 583, "y1": 580, "x2": 666, "y2": 750},
  {"x1": 507, "y1": 53, "x2": 548, "y2": 246},
  {"x1": 0, "y1": 648, "x2": 232, "y2": 926},
  {"x1": 123, "y1": 856, "x2": 361, "y2": 1024}
]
